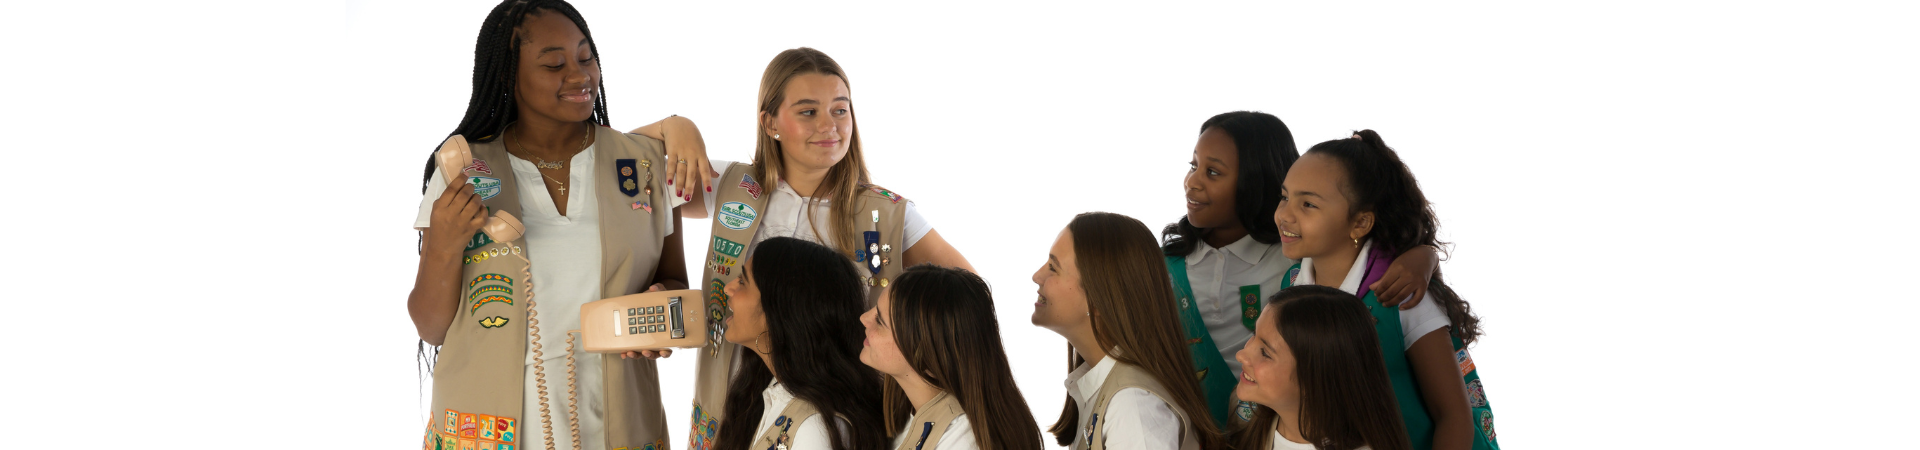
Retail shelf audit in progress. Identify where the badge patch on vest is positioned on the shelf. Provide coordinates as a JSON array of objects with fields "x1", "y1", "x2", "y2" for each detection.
[
  {"x1": 869, "y1": 186, "x2": 904, "y2": 204},
  {"x1": 633, "y1": 200, "x2": 652, "y2": 213},
  {"x1": 617, "y1": 159, "x2": 641, "y2": 197},
  {"x1": 739, "y1": 173, "x2": 763, "y2": 199},
  {"x1": 1235, "y1": 400, "x2": 1256, "y2": 421},
  {"x1": 1466, "y1": 379, "x2": 1486, "y2": 407},
  {"x1": 706, "y1": 278, "x2": 731, "y2": 356},
  {"x1": 431, "y1": 409, "x2": 515, "y2": 450},
  {"x1": 464, "y1": 231, "x2": 495, "y2": 251},
  {"x1": 471, "y1": 295, "x2": 512, "y2": 312},
  {"x1": 469, "y1": 273, "x2": 513, "y2": 288},
  {"x1": 1239, "y1": 285, "x2": 1262, "y2": 331},
  {"x1": 469, "y1": 285, "x2": 512, "y2": 301},
  {"x1": 689, "y1": 404, "x2": 721, "y2": 450},
  {"x1": 1456, "y1": 349, "x2": 1477, "y2": 376},
  {"x1": 713, "y1": 237, "x2": 746, "y2": 258},
  {"x1": 479, "y1": 316, "x2": 510, "y2": 328},
  {"x1": 463, "y1": 158, "x2": 493, "y2": 176},
  {"x1": 718, "y1": 202, "x2": 757, "y2": 230},
  {"x1": 468, "y1": 176, "x2": 502, "y2": 200},
  {"x1": 1479, "y1": 410, "x2": 1496, "y2": 439}
]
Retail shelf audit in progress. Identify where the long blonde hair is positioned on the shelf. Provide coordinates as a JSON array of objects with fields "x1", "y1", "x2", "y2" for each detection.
[{"x1": 753, "y1": 47, "x2": 872, "y2": 257}]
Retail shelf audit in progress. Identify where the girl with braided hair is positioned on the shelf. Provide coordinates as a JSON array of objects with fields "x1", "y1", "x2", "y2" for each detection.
[{"x1": 407, "y1": 1, "x2": 715, "y2": 449}]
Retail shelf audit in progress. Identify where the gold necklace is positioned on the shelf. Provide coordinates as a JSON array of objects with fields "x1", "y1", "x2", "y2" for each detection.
[
  {"x1": 543, "y1": 174, "x2": 566, "y2": 195},
  {"x1": 511, "y1": 124, "x2": 591, "y2": 170}
]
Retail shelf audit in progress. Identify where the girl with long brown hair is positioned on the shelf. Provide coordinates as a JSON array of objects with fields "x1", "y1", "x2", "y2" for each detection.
[
  {"x1": 858, "y1": 264, "x2": 1045, "y2": 450},
  {"x1": 1031, "y1": 212, "x2": 1224, "y2": 450},
  {"x1": 1232, "y1": 285, "x2": 1412, "y2": 450}
]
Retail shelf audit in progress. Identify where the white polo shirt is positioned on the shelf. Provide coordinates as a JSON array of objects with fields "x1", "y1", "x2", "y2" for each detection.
[{"x1": 1181, "y1": 235, "x2": 1292, "y2": 377}]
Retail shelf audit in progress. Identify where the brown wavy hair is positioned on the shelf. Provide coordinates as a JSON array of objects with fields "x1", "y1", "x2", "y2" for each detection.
[
  {"x1": 1230, "y1": 285, "x2": 1410, "y2": 450},
  {"x1": 1048, "y1": 212, "x2": 1223, "y2": 448},
  {"x1": 752, "y1": 47, "x2": 872, "y2": 257},
  {"x1": 880, "y1": 264, "x2": 1044, "y2": 450}
]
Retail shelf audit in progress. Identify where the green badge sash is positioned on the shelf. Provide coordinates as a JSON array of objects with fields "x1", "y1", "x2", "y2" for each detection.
[{"x1": 1165, "y1": 256, "x2": 1239, "y2": 428}]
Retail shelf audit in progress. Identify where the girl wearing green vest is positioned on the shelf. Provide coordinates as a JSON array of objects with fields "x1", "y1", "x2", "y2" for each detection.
[
  {"x1": 1274, "y1": 130, "x2": 1496, "y2": 450},
  {"x1": 1032, "y1": 212, "x2": 1223, "y2": 450},
  {"x1": 859, "y1": 264, "x2": 1045, "y2": 450},
  {"x1": 710, "y1": 237, "x2": 886, "y2": 450},
  {"x1": 1231, "y1": 285, "x2": 1412, "y2": 450},
  {"x1": 1162, "y1": 111, "x2": 1438, "y2": 428},
  {"x1": 409, "y1": 2, "x2": 717, "y2": 449}
]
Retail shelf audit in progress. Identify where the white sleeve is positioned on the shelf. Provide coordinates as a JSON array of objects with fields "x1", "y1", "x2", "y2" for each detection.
[
  {"x1": 903, "y1": 201, "x2": 931, "y2": 249},
  {"x1": 1399, "y1": 290, "x2": 1453, "y2": 350},
  {"x1": 938, "y1": 415, "x2": 979, "y2": 450},
  {"x1": 1100, "y1": 388, "x2": 1183, "y2": 450},
  {"x1": 788, "y1": 413, "x2": 849, "y2": 450},
  {"x1": 413, "y1": 167, "x2": 450, "y2": 229}
]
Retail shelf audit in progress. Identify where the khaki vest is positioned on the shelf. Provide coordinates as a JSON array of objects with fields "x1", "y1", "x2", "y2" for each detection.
[
  {"x1": 686, "y1": 163, "x2": 910, "y2": 450},
  {"x1": 424, "y1": 126, "x2": 676, "y2": 450},
  {"x1": 752, "y1": 395, "x2": 826, "y2": 450},
  {"x1": 894, "y1": 392, "x2": 966, "y2": 450},
  {"x1": 1083, "y1": 362, "x2": 1200, "y2": 450}
]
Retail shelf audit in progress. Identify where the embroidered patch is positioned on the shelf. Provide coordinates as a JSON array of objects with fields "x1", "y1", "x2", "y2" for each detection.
[
  {"x1": 465, "y1": 231, "x2": 495, "y2": 251},
  {"x1": 1456, "y1": 349, "x2": 1477, "y2": 376},
  {"x1": 468, "y1": 176, "x2": 502, "y2": 200},
  {"x1": 1479, "y1": 410, "x2": 1496, "y2": 439},
  {"x1": 1239, "y1": 284, "x2": 1262, "y2": 329},
  {"x1": 471, "y1": 295, "x2": 512, "y2": 312},
  {"x1": 707, "y1": 253, "x2": 737, "y2": 271},
  {"x1": 444, "y1": 410, "x2": 459, "y2": 434},
  {"x1": 463, "y1": 158, "x2": 493, "y2": 176},
  {"x1": 633, "y1": 200, "x2": 652, "y2": 213},
  {"x1": 739, "y1": 174, "x2": 763, "y2": 199},
  {"x1": 1235, "y1": 400, "x2": 1257, "y2": 421},
  {"x1": 469, "y1": 285, "x2": 512, "y2": 301},
  {"x1": 479, "y1": 316, "x2": 510, "y2": 328},
  {"x1": 439, "y1": 410, "x2": 514, "y2": 449},
  {"x1": 458, "y1": 413, "x2": 479, "y2": 438},
  {"x1": 712, "y1": 237, "x2": 746, "y2": 258},
  {"x1": 1286, "y1": 266, "x2": 1301, "y2": 285},
  {"x1": 1466, "y1": 379, "x2": 1487, "y2": 407},
  {"x1": 689, "y1": 404, "x2": 720, "y2": 450},
  {"x1": 869, "y1": 186, "x2": 904, "y2": 204},
  {"x1": 707, "y1": 278, "x2": 731, "y2": 356},
  {"x1": 617, "y1": 159, "x2": 640, "y2": 197},
  {"x1": 469, "y1": 273, "x2": 512, "y2": 288},
  {"x1": 718, "y1": 201, "x2": 757, "y2": 230},
  {"x1": 1194, "y1": 367, "x2": 1208, "y2": 380}
]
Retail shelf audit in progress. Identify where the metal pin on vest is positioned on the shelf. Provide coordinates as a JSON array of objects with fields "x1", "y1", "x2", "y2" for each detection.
[{"x1": 863, "y1": 210, "x2": 885, "y2": 287}]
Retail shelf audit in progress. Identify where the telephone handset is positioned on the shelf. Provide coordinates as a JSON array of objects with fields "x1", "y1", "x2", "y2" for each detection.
[
  {"x1": 577, "y1": 289, "x2": 709, "y2": 352},
  {"x1": 438, "y1": 135, "x2": 526, "y2": 242}
]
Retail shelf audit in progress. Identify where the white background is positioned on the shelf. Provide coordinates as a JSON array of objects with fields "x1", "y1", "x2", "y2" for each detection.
[{"x1": 3, "y1": 0, "x2": 1916, "y2": 448}]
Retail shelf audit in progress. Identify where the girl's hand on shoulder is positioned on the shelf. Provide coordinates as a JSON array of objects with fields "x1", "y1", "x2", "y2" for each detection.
[
  {"x1": 660, "y1": 116, "x2": 718, "y2": 204},
  {"x1": 427, "y1": 181, "x2": 487, "y2": 255},
  {"x1": 1373, "y1": 245, "x2": 1439, "y2": 309}
]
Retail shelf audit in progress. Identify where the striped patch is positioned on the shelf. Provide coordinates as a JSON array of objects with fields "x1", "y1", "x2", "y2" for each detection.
[
  {"x1": 468, "y1": 285, "x2": 513, "y2": 301},
  {"x1": 468, "y1": 273, "x2": 512, "y2": 288},
  {"x1": 471, "y1": 295, "x2": 512, "y2": 312}
]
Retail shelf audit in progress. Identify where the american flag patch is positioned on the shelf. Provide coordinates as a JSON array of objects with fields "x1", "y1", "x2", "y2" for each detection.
[
  {"x1": 740, "y1": 174, "x2": 763, "y2": 199},
  {"x1": 463, "y1": 158, "x2": 492, "y2": 175}
]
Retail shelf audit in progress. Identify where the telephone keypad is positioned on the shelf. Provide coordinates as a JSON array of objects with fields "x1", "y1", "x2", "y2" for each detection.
[{"x1": 625, "y1": 306, "x2": 670, "y2": 335}]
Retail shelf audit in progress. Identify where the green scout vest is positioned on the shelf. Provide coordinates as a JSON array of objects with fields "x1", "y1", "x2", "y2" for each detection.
[
  {"x1": 686, "y1": 163, "x2": 910, "y2": 450},
  {"x1": 1164, "y1": 256, "x2": 1243, "y2": 429},
  {"x1": 424, "y1": 126, "x2": 676, "y2": 450},
  {"x1": 1081, "y1": 361, "x2": 1201, "y2": 450},
  {"x1": 894, "y1": 392, "x2": 965, "y2": 450}
]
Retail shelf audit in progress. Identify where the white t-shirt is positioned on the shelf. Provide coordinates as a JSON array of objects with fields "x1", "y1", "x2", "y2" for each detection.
[
  {"x1": 1180, "y1": 235, "x2": 1292, "y2": 377},
  {"x1": 1065, "y1": 355, "x2": 1184, "y2": 450},
  {"x1": 685, "y1": 161, "x2": 930, "y2": 251},
  {"x1": 890, "y1": 413, "x2": 978, "y2": 450},
  {"x1": 416, "y1": 145, "x2": 671, "y2": 450},
  {"x1": 1269, "y1": 429, "x2": 1371, "y2": 450},
  {"x1": 754, "y1": 382, "x2": 851, "y2": 450},
  {"x1": 1295, "y1": 240, "x2": 1450, "y2": 350}
]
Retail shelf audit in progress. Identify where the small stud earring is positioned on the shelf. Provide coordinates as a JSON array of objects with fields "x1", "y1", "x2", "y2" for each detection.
[
  {"x1": 774, "y1": 134, "x2": 780, "y2": 139},
  {"x1": 1352, "y1": 237, "x2": 1361, "y2": 247}
]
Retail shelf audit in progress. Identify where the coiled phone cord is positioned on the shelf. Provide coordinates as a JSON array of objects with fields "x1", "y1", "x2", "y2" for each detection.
[{"x1": 514, "y1": 247, "x2": 582, "y2": 450}]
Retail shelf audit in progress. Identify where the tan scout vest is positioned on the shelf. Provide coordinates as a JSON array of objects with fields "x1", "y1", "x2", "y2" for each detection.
[
  {"x1": 753, "y1": 396, "x2": 826, "y2": 450},
  {"x1": 1083, "y1": 362, "x2": 1201, "y2": 450},
  {"x1": 685, "y1": 162, "x2": 910, "y2": 450},
  {"x1": 424, "y1": 126, "x2": 676, "y2": 450},
  {"x1": 895, "y1": 392, "x2": 966, "y2": 450}
]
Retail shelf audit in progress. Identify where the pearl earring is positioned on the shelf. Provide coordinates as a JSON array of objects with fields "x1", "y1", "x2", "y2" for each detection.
[{"x1": 774, "y1": 134, "x2": 780, "y2": 139}]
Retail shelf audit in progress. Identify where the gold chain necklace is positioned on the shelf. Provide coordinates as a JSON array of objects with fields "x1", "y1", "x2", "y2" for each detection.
[{"x1": 511, "y1": 124, "x2": 591, "y2": 170}]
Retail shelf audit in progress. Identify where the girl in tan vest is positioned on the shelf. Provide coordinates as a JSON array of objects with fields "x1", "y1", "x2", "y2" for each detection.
[
  {"x1": 633, "y1": 48, "x2": 977, "y2": 450},
  {"x1": 858, "y1": 264, "x2": 1046, "y2": 450},
  {"x1": 709, "y1": 237, "x2": 887, "y2": 450},
  {"x1": 1231, "y1": 286, "x2": 1412, "y2": 450},
  {"x1": 1030, "y1": 212, "x2": 1226, "y2": 450},
  {"x1": 408, "y1": 1, "x2": 716, "y2": 449}
]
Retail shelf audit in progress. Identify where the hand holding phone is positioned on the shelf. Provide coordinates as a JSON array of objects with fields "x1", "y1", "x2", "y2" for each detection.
[{"x1": 435, "y1": 135, "x2": 525, "y2": 243}]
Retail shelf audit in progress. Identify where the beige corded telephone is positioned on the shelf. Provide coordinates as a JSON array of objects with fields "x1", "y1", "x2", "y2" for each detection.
[
  {"x1": 578, "y1": 289, "x2": 709, "y2": 352},
  {"x1": 437, "y1": 135, "x2": 526, "y2": 242}
]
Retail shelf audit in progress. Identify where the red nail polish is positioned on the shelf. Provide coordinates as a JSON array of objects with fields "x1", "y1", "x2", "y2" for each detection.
[
  {"x1": 706, "y1": 186, "x2": 712, "y2": 192},
  {"x1": 667, "y1": 178, "x2": 673, "y2": 185}
]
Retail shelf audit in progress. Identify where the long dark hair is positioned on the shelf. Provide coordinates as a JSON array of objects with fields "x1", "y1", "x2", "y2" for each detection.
[
  {"x1": 1050, "y1": 212, "x2": 1223, "y2": 449},
  {"x1": 713, "y1": 237, "x2": 885, "y2": 450},
  {"x1": 1303, "y1": 130, "x2": 1481, "y2": 344},
  {"x1": 1232, "y1": 286, "x2": 1411, "y2": 450},
  {"x1": 880, "y1": 264, "x2": 1044, "y2": 450},
  {"x1": 1162, "y1": 111, "x2": 1299, "y2": 256},
  {"x1": 420, "y1": 0, "x2": 611, "y2": 194}
]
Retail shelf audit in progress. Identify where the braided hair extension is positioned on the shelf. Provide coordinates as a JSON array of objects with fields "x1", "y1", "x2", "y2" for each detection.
[
  {"x1": 419, "y1": 0, "x2": 610, "y2": 195},
  {"x1": 416, "y1": 0, "x2": 609, "y2": 379}
]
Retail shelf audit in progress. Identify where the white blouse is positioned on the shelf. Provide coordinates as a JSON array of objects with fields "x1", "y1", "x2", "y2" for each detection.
[
  {"x1": 890, "y1": 413, "x2": 978, "y2": 450},
  {"x1": 754, "y1": 382, "x2": 849, "y2": 450},
  {"x1": 1065, "y1": 355, "x2": 1183, "y2": 450}
]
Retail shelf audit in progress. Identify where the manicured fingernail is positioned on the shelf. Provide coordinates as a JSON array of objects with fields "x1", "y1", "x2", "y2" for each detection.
[
  {"x1": 667, "y1": 178, "x2": 673, "y2": 185},
  {"x1": 706, "y1": 186, "x2": 712, "y2": 192}
]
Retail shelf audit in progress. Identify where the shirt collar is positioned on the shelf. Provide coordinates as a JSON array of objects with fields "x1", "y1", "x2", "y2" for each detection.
[
  {"x1": 1066, "y1": 350, "x2": 1121, "y2": 404},
  {"x1": 762, "y1": 380, "x2": 793, "y2": 408},
  {"x1": 1297, "y1": 239, "x2": 1373, "y2": 295},
  {"x1": 1184, "y1": 234, "x2": 1274, "y2": 266}
]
